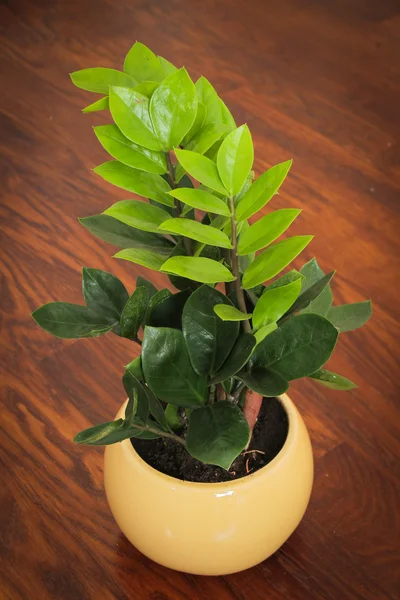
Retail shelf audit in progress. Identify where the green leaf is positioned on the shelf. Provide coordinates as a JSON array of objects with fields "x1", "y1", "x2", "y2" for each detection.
[
  {"x1": 114, "y1": 248, "x2": 169, "y2": 271},
  {"x1": 252, "y1": 278, "x2": 302, "y2": 330},
  {"x1": 142, "y1": 326, "x2": 207, "y2": 407},
  {"x1": 254, "y1": 323, "x2": 277, "y2": 344},
  {"x1": 182, "y1": 285, "x2": 239, "y2": 375},
  {"x1": 309, "y1": 369, "x2": 358, "y2": 390},
  {"x1": 182, "y1": 101, "x2": 206, "y2": 146},
  {"x1": 82, "y1": 267, "x2": 128, "y2": 323},
  {"x1": 148, "y1": 290, "x2": 190, "y2": 329},
  {"x1": 264, "y1": 269, "x2": 304, "y2": 291},
  {"x1": 123, "y1": 42, "x2": 165, "y2": 82},
  {"x1": 213, "y1": 305, "x2": 252, "y2": 321},
  {"x1": 103, "y1": 200, "x2": 171, "y2": 233},
  {"x1": 32, "y1": 303, "x2": 113, "y2": 339},
  {"x1": 242, "y1": 235, "x2": 313, "y2": 289},
  {"x1": 219, "y1": 98, "x2": 236, "y2": 130},
  {"x1": 158, "y1": 56, "x2": 177, "y2": 77},
  {"x1": 123, "y1": 370, "x2": 148, "y2": 425},
  {"x1": 298, "y1": 258, "x2": 333, "y2": 316},
  {"x1": 175, "y1": 123, "x2": 228, "y2": 182},
  {"x1": 210, "y1": 333, "x2": 256, "y2": 384},
  {"x1": 236, "y1": 160, "x2": 293, "y2": 221},
  {"x1": 145, "y1": 387, "x2": 170, "y2": 431},
  {"x1": 94, "y1": 161, "x2": 173, "y2": 207},
  {"x1": 251, "y1": 313, "x2": 338, "y2": 380},
  {"x1": 82, "y1": 96, "x2": 109, "y2": 113},
  {"x1": 217, "y1": 125, "x2": 254, "y2": 196},
  {"x1": 120, "y1": 286, "x2": 150, "y2": 339},
  {"x1": 166, "y1": 240, "x2": 198, "y2": 292},
  {"x1": 186, "y1": 403, "x2": 250, "y2": 470},
  {"x1": 94, "y1": 125, "x2": 167, "y2": 174},
  {"x1": 74, "y1": 419, "x2": 124, "y2": 444},
  {"x1": 109, "y1": 87, "x2": 162, "y2": 151},
  {"x1": 160, "y1": 256, "x2": 235, "y2": 284},
  {"x1": 137, "y1": 275, "x2": 157, "y2": 296},
  {"x1": 144, "y1": 288, "x2": 172, "y2": 325},
  {"x1": 286, "y1": 271, "x2": 335, "y2": 317},
  {"x1": 195, "y1": 76, "x2": 234, "y2": 129},
  {"x1": 125, "y1": 356, "x2": 143, "y2": 380},
  {"x1": 237, "y1": 209, "x2": 301, "y2": 256},
  {"x1": 158, "y1": 218, "x2": 233, "y2": 248},
  {"x1": 70, "y1": 68, "x2": 136, "y2": 94},
  {"x1": 327, "y1": 301, "x2": 372, "y2": 332},
  {"x1": 150, "y1": 68, "x2": 198, "y2": 150},
  {"x1": 165, "y1": 404, "x2": 181, "y2": 431},
  {"x1": 238, "y1": 368, "x2": 289, "y2": 397},
  {"x1": 79, "y1": 214, "x2": 174, "y2": 253},
  {"x1": 174, "y1": 149, "x2": 227, "y2": 195},
  {"x1": 133, "y1": 81, "x2": 160, "y2": 97},
  {"x1": 168, "y1": 188, "x2": 230, "y2": 216}
]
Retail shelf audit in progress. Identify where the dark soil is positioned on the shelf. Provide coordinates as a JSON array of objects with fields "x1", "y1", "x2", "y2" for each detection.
[{"x1": 131, "y1": 397, "x2": 289, "y2": 483}]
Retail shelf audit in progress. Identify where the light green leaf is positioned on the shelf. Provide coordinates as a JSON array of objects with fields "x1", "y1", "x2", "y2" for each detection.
[
  {"x1": 195, "y1": 76, "x2": 223, "y2": 125},
  {"x1": 123, "y1": 42, "x2": 165, "y2": 82},
  {"x1": 236, "y1": 160, "x2": 293, "y2": 221},
  {"x1": 70, "y1": 68, "x2": 136, "y2": 94},
  {"x1": 219, "y1": 97, "x2": 236, "y2": 130},
  {"x1": 93, "y1": 161, "x2": 173, "y2": 207},
  {"x1": 109, "y1": 86, "x2": 162, "y2": 151},
  {"x1": 120, "y1": 286, "x2": 150, "y2": 339},
  {"x1": 158, "y1": 56, "x2": 177, "y2": 77},
  {"x1": 160, "y1": 256, "x2": 235, "y2": 284},
  {"x1": 309, "y1": 369, "x2": 358, "y2": 390},
  {"x1": 213, "y1": 304, "x2": 252, "y2": 321},
  {"x1": 174, "y1": 149, "x2": 227, "y2": 195},
  {"x1": 158, "y1": 218, "x2": 233, "y2": 248},
  {"x1": 299, "y1": 258, "x2": 333, "y2": 316},
  {"x1": 103, "y1": 200, "x2": 171, "y2": 233},
  {"x1": 242, "y1": 235, "x2": 313, "y2": 289},
  {"x1": 82, "y1": 96, "x2": 109, "y2": 113},
  {"x1": 186, "y1": 402, "x2": 250, "y2": 470},
  {"x1": 237, "y1": 208, "x2": 301, "y2": 256},
  {"x1": 165, "y1": 404, "x2": 181, "y2": 431},
  {"x1": 82, "y1": 267, "x2": 128, "y2": 322},
  {"x1": 32, "y1": 302, "x2": 113, "y2": 339},
  {"x1": 217, "y1": 125, "x2": 254, "y2": 195},
  {"x1": 251, "y1": 313, "x2": 338, "y2": 380},
  {"x1": 252, "y1": 278, "x2": 302, "y2": 330},
  {"x1": 142, "y1": 326, "x2": 207, "y2": 407},
  {"x1": 264, "y1": 270, "x2": 304, "y2": 291},
  {"x1": 74, "y1": 419, "x2": 124, "y2": 444},
  {"x1": 114, "y1": 248, "x2": 169, "y2": 271},
  {"x1": 175, "y1": 123, "x2": 227, "y2": 182},
  {"x1": 150, "y1": 68, "x2": 198, "y2": 150},
  {"x1": 168, "y1": 188, "x2": 230, "y2": 216},
  {"x1": 133, "y1": 81, "x2": 160, "y2": 97},
  {"x1": 327, "y1": 301, "x2": 372, "y2": 332},
  {"x1": 182, "y1": 101, "x2": 206, "y2": 146},
  {"x1": 210, "y1": 333, "x2": 256, "y2": 384},
  {"x1": 254, "y1": 323, "x2": 278, "y2": 344},
  {"x1": 94, "y1": 125, "x2": 167, "y2": 174},
  {"x1": 238, "y1": 368, "x2": 289, "y2": 397}
]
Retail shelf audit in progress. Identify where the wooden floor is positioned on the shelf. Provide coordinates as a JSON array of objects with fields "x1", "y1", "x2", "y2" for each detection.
[{"x1": 1, "y1": 0, "x2": 399, "y2": 598}]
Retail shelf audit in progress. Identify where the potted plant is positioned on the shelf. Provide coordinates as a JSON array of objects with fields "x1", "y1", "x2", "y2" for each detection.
[{"x1": 32, "y1": 42, "x2": 372, "y2": 576}]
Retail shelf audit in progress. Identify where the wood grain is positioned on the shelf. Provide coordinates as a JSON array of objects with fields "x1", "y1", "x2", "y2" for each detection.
[{"x1": 1, "y1": 0, "x2": 399, "y2": 598}]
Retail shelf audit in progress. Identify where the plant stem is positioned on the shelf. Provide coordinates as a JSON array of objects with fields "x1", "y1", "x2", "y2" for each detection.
[
  {"x1": 232, "y1": 381, "x2": 246, "y2": 404},
  {"x1": 243, "y1": 389, "x2": 263, "y2": 438},
  {"x1": 229, "y1": 197, "x2": 251, "y2": 334},
  {"x1": 134, "y1": 422, "x2": 187, "y2": 446},
  {"x1": 208, "y1": 384, "x2": 216, "y2": 404},
  {"x1": 166, "y1": 152, "x2": 192, "y2": 256}
]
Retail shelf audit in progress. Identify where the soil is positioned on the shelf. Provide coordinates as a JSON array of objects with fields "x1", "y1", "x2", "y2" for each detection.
[{"x1": 131, "y1": 397, "x2": 289, "y2": 483}]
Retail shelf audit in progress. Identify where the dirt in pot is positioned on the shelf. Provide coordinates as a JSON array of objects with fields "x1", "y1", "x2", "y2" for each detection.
[{"x1": 131, "y1": 397, "x2": 289, "y2": 483}]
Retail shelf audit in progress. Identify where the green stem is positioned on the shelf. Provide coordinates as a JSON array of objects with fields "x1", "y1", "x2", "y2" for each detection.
[
  {"x1": 229, "y1": 197, "x2": 251, "y2": 334},
  {"x1": 166, "y1": 152, "x2": 192, "y2": 256},
  {"x1": 208, "y1": 384, "x2": 216, "y2": 404},
  {"x1": 134, "y1": 421, "x2": 187, "y2": 446}
]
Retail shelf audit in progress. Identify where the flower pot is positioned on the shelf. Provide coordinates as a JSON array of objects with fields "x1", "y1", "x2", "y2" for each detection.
[{"x1": 104, "y1": 393, "x2": 313, "y2": 575}]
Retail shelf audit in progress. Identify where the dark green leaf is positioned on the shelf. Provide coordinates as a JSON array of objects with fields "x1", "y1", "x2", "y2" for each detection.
[
  {"x1": 82, "y1": 267, "x2": 128, "y2": 323},
  {"x1": 123, "y1": 371, "x2": 149, "y2": 424},
  {"x1": 32, "y1": 302, "x2": 113, "y2": 339},
  {"x1": 210, "y1": 333, "x2": 256, "y2": 384},
  {"x1": 70, "y1": 68, "x2": 136, "y2": 94},
  {"x1": 114, "y1": 248, "x2": 169, "y2": 271},
  {"x1": 308, "y1": 369, "x2": 358, "y2": 390},
  {"x1": 123, "y1": 42, "x2": 165, "y2": 82},
  {"x1": 145, "y1": 387, "x2": 170, "y2": 431},
  {"x1": 74, "y1": 419, "x2": 124, "y2": 444},
  {"x1": 161, "y1": 256, "x2": 235, "y2": 284},
  {"x1": 125, "y1": 356, "x2": 143, "y2": 380},
  {"x1": 217, "y1": 125, "x2": 254, "y2": 195},
  {"x1": 238, "y1": 368, "x2": 289, "y2": 397},
  {"x1": 213, "y1": 305, "x2": 252, "y2": 321},
  {"x1": 299, "y1": 258, "x2": 333, "y2": 316},
  {"x1": 237, "y1": 209, "x2": 301, "y2": 256},
  {"x1": 103, "y1": 200, "x2": 171, "y2": 233},
  {"x1": 120, "y1": 286, "x2": 150, "y2": 339},
  {"x1": 174, "y1": 149, "x2": 227, "y2": 195},
  {"x1": 82, "y1": 96, "x2": 109, "y2": 113},
  {"x1": 286, "y1": 272, "x2": 335, "y2": 317},
  {"x1": 148, "y1": 290, "x2": 190, "y2": 329},
  {"x1": 327, "y1": 301, "x2": 372, "y2": 332},
  {"x1": 186, "y1": 403, "x2": 250, "y2": 470},
  {"x1": 252, "y1": 278, "x2": 302, "y2": 330},
  {"x1": 136, "y1": 276, "x2": 158, "y2": 297},
  {"x1": 182, "y1": 285, "x2": 239, "y2": 375},
  {"x1": 158, "y1": 218, "x2": 232, "y2": 248},
  {"x1": 142, "y1": 326, "x2": 207, "y2": 407}
]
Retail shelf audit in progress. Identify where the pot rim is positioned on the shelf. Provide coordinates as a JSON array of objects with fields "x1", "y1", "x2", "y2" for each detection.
[{"x1": 116, "y1": 393, "x2": 299, "y2": 490}]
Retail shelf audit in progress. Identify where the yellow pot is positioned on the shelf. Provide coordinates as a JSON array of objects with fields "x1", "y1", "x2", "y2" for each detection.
[{"x1": 104, "y1": 393, "x2": 313, "y2": 575}]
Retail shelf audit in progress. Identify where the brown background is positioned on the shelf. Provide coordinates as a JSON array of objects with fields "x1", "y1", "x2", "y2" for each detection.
[{"x1": 1, "y1": 0, "x2": 399, "y2": 598}]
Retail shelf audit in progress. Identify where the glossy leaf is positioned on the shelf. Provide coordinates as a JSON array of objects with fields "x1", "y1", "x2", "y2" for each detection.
[
  {"x1": 82, "y1": 96, "x2": 109, "y2": 113},
  {"x1": 327, "y1": 301, "x2": 372, "y2": 332},
  {"x1": 94, "y1": 125, "x2": 167, "y2": 174},
  {"x1": 168, "y1": 188, "x2": 230, "y2": 216},
  {"x1": 137, "y1": 276, "x2": 158, "y2": 297},
  {"x1": 122, "y1": 370, "x2": 149, "y2": 424},
  {"x1": 217, "y1": 125, "x2": 254, "y2": 195},
  {"x1": 166, "y1": 240, "x2": 198, "y2": 292},
  {"x1": 82, "y1": 267, "x2": 128, "y2": 322},
  {"x1": 213, "y1": 304, "x2": 252, "y2": 321},
  {"x1": 264, "y1": 269, "x2": 304, "y2": 291},
  {"x1": 120, "y1": 286, "x2": 150, "y2": 339},
  {"x1": 94, "y1": 161, "x2": 173, "y2": 207},
  {"x1": 79, "y1": 214, "x2": 173, "y2": 252},
  {"x1": 238, "y1": 368, "x2": 289, "y2": 397},
  {"x1": 175, "y1": 123, "x2": 228, "y2": 182},
  {"x1": 210, "y1": 333, "x2": 256, "y2": 384},
  {"x1": 242, "y1": 235, "x2": 313, "y2": 289},
  {"x1": 286, "y1": 271, "x2": 335, "y2": 317},
  {"x1": 236, "y1": 160, "x2": 293, "y2": 221},
  {"x1": 125, "y1": 356, "x2": 143, "y2": 380},
  {"x1": 103, "y1": 200, "x2": 171, "y2": 233},
  {"x1": 252, "y1": 278, "x2": 302, "y2": 330},
  {"x1": 299, "y1": 258, "x2": 333, "y2": 316},
  {"x1": 186, "y1": 402, "x2": 250, "y2": 470},
  {"x1": 150, "y1": 68, "x2": 198, "y2": 150},
  {"x1": 251, "y1": 313, "x2": 338, "y2": 380},
  {"x1": 182, "y1": 101, "x2": 206, "y2": 146},
  {"x1": 158, "y1": 56, "x2": 177, "y2": 77},
  {"x1": 70, "y1": 68, "x2": 136, "y2": 94},
  {"x1": 142, "y1": 326, "x2": 207, "y2": 407},
  {"x1": 158, "y1": 218, "x2": 233, "y2": 248},
  {"x1": 182, "y1": 285, "x2": 239, "y2": 375},
  {"x1": 237, "y1": 208, "x2": 301, "y2": 256},
  {"x1": 174, "y1": 149, "x2": 227, "y2": 195},
  {"x1": 109, "y1": 86, "x2": 162, "y2": 151},
  {"x1": 309, "y1": 369, "x2": 358, "y2": 390},
  {"x1": 254, "y1": 323, "x2": 278, "y2": 345},
  {"x1": 133, "y1": 81, "x2": 160, "y2": 97},
  {"x1": 32, "y1": 303, "x2": 113, "y2": 339},
  {"x1": 123, "y1": 42, "x2": 165, "y2": 82},
  {"x1": 148, "y1": 290, "x2": 190, "y2": 329},
  {"x1": 114, "y1": 248, "x2": 168, "y2": 271},
  {"x1": 160, "y1": 256, "x2": 235, "y2": 284},
  {"x1": 74, "y1": 419, "x2": 124, "y2": 444}
]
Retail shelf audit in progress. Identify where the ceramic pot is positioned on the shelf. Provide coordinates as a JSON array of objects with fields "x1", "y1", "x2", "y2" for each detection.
[{"x1": 104, "y1": 393, "x2": 313, "y2": 575}]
